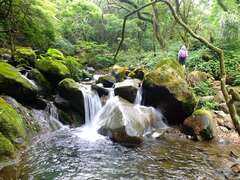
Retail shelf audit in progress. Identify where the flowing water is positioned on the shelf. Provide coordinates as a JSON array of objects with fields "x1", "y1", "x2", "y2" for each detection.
[{"x1": 0, "y1": 85, "x2": 239, "y2": 179}]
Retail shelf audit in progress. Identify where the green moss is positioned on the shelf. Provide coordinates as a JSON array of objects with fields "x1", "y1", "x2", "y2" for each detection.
[
  {"x1": 0, "y1": 133, "x2": 15, "y2": 159},
  {"x1": 15, "y1": 47, "x2": 36, "y2": 66},
  {"x1": 193, "y1": 108, "x2": 212, "y2": 118},
  {"x1": 35, "y1": 57, "x2": 70, "y2": 82},
  {"x1": 112, "y1": 65, "x2": 129, "y2": 82},
  {"x1": 58, "y1": 78, "x2": 78, "y2": 90},
  {"x1": 0, "y1": 98, "x2": 26, "y2": 144},
  {"x1": 155, "y1": 59, "x2": 185, "y2": 78},
  {"x1": 47, "y1": 48, "x2": 64, "y2": 60},
  {"x1": 0, "y1": 48, "x2": 10, "y2": 54}
]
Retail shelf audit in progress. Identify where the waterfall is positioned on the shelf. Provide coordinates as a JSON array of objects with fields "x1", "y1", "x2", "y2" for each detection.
[
  {"x1": 79, "y1": 84, "x2": 102, "y2": 125},
  {"x1": 21, "y1": 71, "x2": 38, "y2": 89},
  {"x1": 48, "y1": 102, "x2": 64, "y2": 130},
  {"x1": 134, "y1": 87, "x2": 142, "y2": 105}
]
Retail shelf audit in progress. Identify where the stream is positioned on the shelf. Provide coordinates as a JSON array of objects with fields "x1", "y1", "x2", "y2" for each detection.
[
  {"x1": 0, "y1": 127, "x2": 239, "y2": 179},
  {"x1": 0, "y1": 82, "x2": 240, "y2": 179}
]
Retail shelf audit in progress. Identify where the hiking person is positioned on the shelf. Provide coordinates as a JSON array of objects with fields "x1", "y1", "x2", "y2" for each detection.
[{"x1": 178, "y1": 45, "x2": 188, "y2": 68}]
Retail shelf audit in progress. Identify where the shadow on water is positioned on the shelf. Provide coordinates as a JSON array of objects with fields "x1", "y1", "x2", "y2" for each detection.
[{"x1": 0, "y1": 127, "x2": 239, "y2": 180}]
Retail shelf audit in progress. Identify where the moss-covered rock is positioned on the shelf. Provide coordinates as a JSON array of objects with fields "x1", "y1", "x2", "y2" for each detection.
[
  {"x1": 47, "y1": 48, "x2": 64, "y2": 60},
  {"x1": 15, "y1": 47, "x2": 36, "y2": 66},
  {"x1": 0, "y1": 98, "x2": 27, "y2": 145},
  {"x1": 35, "y1": 57, "x2": 70, "y2": 85},
  {"x1": 0, "y1": 132, "x2": 15, "y2": 159},
  {"x1": 97, "y1": 75, "x2": 116, "y2": 88},
  {"x1": 183, "y1": 109, "x2": 215, "y2": 141},
  {"x1": 0, "y1": 62, "x2": 37, "y2": 102},
  {"x1": 111, "y1": 65, "x2": 129, "y2": 82},
  {"x1": 28, "y1": 69, "x2": 52, "y2": 95},
  {"x1": 143, "y1": 59, "x2": 196, "y2": 125},
  {"x1": 58, "y1": 78, "x2": 84, "y2": 114}
]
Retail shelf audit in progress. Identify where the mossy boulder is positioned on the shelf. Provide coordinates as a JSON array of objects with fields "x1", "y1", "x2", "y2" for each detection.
[
  {"x1": 0, "y1": 62, "x2": 37, "y2": 102},
  {"x1": 0, "y1": 132, "x2": 15, "y2": 159},
  {"x1": 58, "y1": 78, "x2": 84, "y2": 114},
  {"x1": 111, "y1": 65, "x2": 129, "y2": 82},
  {"x1": 15, "y1": 47, "x2": 37, "y2": 66},
  {"x1": 183, "y1": 109, "x2": 215, "y2": 141},
  {"x1": 28, "y1": 69, "x2": 52, "y2": 95},
  {"x1": 143, "y1": 59, "x2": 196, "y2": 125},
  {"x1": 35, "y1": 57, "x2": 70, "y2": 85},
  {"x1": 0, "y1": 98, "x2": 27, "y2": 146},
  {"x1": 47, "y1": 48, "x2": 64, "y2": 60},
  {"x1": 97, "y1": 75, "x2": 116, "y2": 88}
]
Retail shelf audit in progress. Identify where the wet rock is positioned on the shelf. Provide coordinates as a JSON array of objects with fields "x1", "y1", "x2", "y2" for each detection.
[
  {"x1": 94, "y1": 96, "x2": 166, "y2": 145},
  {"x1": 0, "y1": 62, "x2": 37, "y2": 102},
  {"x1": 58, "y1": 78, "x2": 84, "y2": 114},
  {"x1": 54, "y1": 94, "x2": 71, "y2": 110},
  {"x1": 0, "y1": 98, "x2": 27, "y2": 153},
  {"x1": 92, "y1": 84, "x2": 109, "y2": 97},
  {"x1": 114, "y1": 79, "x2": 141, "y2": 103},
  {"x1": 183, "y1": 109, "x2": 215, "y2": 141},
  {"x1": 143, "y1": 59, "x2": 196, "y2": 125},
  {"x1": 96, "y1": 75, "x2": 116, "y2": 88},
  {"x1": 35, "y1": 57, "x2": 70, "y2": 85}
]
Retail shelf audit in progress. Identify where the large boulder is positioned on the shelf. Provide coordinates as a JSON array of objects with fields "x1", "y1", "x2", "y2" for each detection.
[
  {"x1": 0, "y1": 62, "x2": 37, "y2": 102},
  {"x1": 142, "y1": 59, "x2": 196, "y2": 125},
  {"x1": 15, "y1": 47, "x2": 36, "y2": 66},
  {"x1": 58, "y1": 78, "x2": 84, "y2": 114},
  {"x1": 183, "y1": 109, "x2": 215, "y2": 141},
  {"x1": 128, "y1": 67, "x2": 145, "y2": 80},
  {"x1": 94, "y1": 96, "x2": 166, "y2": 145},
  {"x1": 0, "y1": 98, "x2": 27, "y2": 159},
  {"x1": 35, "y1": 57, "x2": 70, "y2": 85},
  {"x1": 114, "y1": 79, "x2": 141, "y2": 103}
]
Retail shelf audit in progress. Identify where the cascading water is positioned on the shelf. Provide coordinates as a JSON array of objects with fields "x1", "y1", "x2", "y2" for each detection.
[
  {"x1": 48, "y1": 102, "x2": 64, "y2": 130},
  {"x1": 134, "y1": 87, "x2": 142, "y2": 105},
  {"x1": 21, "y1": 71, "x2": 38, "y2": 89},
  {"x1": 79, "y1": 84, "x2": 102, "y2": 125}
]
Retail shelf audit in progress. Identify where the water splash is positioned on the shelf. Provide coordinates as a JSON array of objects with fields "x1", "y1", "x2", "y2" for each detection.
[{"x1": 47, "y1": 102, "x2": 64, "y2": 130}]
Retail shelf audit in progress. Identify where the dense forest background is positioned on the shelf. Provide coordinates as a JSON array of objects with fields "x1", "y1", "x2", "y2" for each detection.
[{"x1": 0, "y1": 0, "x2": 240, "y2": 83}]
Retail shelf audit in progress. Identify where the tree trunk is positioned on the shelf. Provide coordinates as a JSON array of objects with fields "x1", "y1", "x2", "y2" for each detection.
[{"x1": 152, "y1": 3, "x2": 166, "y2": 49}]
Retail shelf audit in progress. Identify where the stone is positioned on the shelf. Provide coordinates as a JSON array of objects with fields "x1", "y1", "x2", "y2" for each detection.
[
  {"x1": 94, "y1": 96, "x2": 167, "y2": 145},
  {"x1": 128, "y1": 67, "x2": 145, "y2": 80},
  {"x1": 0, "y1": 62, "x2": 37, "y2": 102},
  {"x1": 58, "y1": 78, "x2": 84, "y2": 114},
  {"x1": 143, "y1": 59, "x2": 196, "y2": 125},
  {"x1": 15, "y1": 47, "x2": 37, "y2": 66},
  {"x1": 231, "y1": 164, "x2": 240, "y2": 174},
  {"x1": 96, "y1": 74, "x2": 116, "y2": 88},
  {"x1": 92, "y1": 84, "x2": 109, "y2": 97},
  {"x1": 183, "y1": 109, "x2": 215, "y2": 141},
  {"x1": 0, "y1": 98, "x2": 27, "y2": 147},
  {"x1": 35, "y1": 57, "x2": 70, "y2": 85},
  {"x1": 114, "y1": 79, "x2": 141, "y2": 103}
]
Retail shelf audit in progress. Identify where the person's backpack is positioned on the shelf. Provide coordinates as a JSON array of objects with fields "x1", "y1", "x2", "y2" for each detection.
[{"x1": 179, "y1": 49, "x2": 187, "y2": 58}]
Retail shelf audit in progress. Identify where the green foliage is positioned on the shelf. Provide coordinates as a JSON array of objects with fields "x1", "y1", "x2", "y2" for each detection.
[
  {"x1": 196, "y1": 99, "x2": 219, "y2": 110},
  {"x1": 192, "y1": 80, "x2": 215, "y2": 97},
  {"x1": 64, "y1": 56, "x2": 84, "y2": 81}
]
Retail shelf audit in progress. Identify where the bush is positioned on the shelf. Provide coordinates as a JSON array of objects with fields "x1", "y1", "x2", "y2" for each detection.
[{"x1": 192, "y1": 80, "x2": 215, "y2": 97}]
